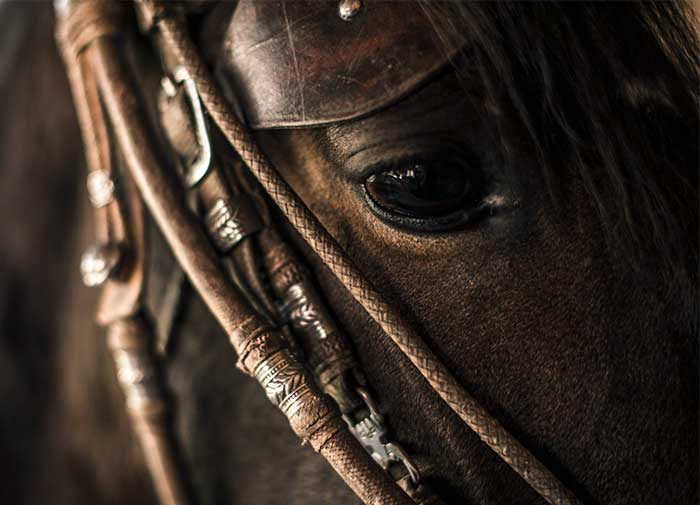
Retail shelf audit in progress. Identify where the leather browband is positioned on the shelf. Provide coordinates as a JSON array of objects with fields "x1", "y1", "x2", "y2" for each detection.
[{"x1": 208, "y1": 0, "x2": 458, "y2": 129}]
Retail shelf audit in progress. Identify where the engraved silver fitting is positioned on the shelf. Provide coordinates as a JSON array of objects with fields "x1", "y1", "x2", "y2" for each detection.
[
  {"x1": 80, "y1": 243, "x2": 123, "y2": 287},
  {"x1": 107, "y1": 319, "x2": 165, "y2": 416},
  {"x1": 343, "y1": 387, "x2": 421, "y2": 486},
  {"x1": 205, "y1": 197, "x2": 263, "y2": 253},
  {"x1": 277, "y1": 278, "x2": 360, "y2": 412},
  {"x1": 86, "y1": 169, "x2": 115, "y2": 208},
  {"x1": 280, "y1": 282, "x2": 335, "y2": 341},
  {"x1": 254, "y1": 349, "x2": 315, "y2": 419}
]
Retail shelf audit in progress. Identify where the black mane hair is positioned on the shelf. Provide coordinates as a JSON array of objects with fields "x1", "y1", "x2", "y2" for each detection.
[{"x1": 420, "y1": 1, "x2": 699, "y2": 301}]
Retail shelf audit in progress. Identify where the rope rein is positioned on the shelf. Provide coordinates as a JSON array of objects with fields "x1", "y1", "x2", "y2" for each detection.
[{"x1": 149, "y1": 6, "x2": 581, "y2": 505}]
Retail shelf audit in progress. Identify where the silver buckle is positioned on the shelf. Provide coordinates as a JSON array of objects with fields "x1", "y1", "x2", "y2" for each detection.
[
  {"x1": 343, "y1": 387, "x2": 421, "y2": 486},
  {"x1": 160, "y1": 66, "x2": 212, "y2": 188}
]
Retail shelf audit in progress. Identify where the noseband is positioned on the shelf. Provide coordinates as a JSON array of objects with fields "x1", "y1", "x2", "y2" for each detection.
[{"x1": 55, "y1": 2, "x2": 582, "y2": 504}]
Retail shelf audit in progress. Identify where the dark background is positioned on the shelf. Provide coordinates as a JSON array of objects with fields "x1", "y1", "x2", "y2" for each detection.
[{"x1": 0, "y1": 2, "x2": 92, "y2": 502}]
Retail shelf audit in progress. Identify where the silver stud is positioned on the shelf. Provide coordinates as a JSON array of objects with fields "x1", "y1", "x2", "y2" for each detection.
[
  {"x1": 80, "y1": 243, "x2": 122, "y2": 287},
  {"x1": 86, "y1": 170, "x2": 114, "y2": 208},
  {"x1": 338, "y1": 0, "x2": 362, "y2": 21}
]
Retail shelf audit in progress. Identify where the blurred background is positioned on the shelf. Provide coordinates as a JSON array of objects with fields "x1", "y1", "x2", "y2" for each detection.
[{"x1": 0, "y1": 2, "x2": 115, "y2": 503}]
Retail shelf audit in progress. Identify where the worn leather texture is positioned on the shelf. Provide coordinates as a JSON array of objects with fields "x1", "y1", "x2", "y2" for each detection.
[{"x1": 213, "y1": 0, "x2": 456, "y2": 129}]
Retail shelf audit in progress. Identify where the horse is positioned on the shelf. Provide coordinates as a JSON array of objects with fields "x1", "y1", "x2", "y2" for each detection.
[{"x1": 0, "y1": 1, "x2": 697, "y2": 505}]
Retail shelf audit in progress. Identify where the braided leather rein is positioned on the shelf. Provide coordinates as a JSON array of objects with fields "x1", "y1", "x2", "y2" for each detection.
[{"x1": 148, "y1": 4, "x2": 581, "y2": 505}]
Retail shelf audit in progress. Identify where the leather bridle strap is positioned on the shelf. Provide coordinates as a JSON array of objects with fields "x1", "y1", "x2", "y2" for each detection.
[
  {"x1": 144, "y1": 3, "x2": 582, "y2": 505},
  {"x1": 90, "y1": 36, "x2": 414, "y2": 505},
  {"x1": 55, "y1": 3, "x2": 192, "y2": 505},
  {"x1": 62, "y1": 6, "x2": 415, "y2": 503}
]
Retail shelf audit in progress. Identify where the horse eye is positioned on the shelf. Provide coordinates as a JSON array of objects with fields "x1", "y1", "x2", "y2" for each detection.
[{"x1": 363, "y1": 157, "x2": 481, "y2": 228}]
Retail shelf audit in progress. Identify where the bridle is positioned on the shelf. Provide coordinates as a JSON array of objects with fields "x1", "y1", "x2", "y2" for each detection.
[{"x1": 55, "y1": 1, "x2": 583, "y2": 504}]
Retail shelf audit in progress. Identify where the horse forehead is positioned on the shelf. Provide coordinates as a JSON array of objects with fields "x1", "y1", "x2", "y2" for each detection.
[{"x1": 213, "y1": 0, "x2": 459, "y2": 129}]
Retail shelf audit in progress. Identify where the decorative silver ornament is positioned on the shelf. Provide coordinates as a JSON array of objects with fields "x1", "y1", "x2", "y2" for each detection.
[
  {"x1": 86, "y1": 169, "x2": 114, "y2": 208},
  {"x1": 281, "y1": 283, "x2": 332, "y2": 340},
  {"x1": 205, "y1": 198, "x2": 261, "y2": 253},
  {"x1": 338, "y1": 0, "x2": 362, "y2": 21},
  {"x1": 80, "y1": 243, "x2": 122, "y2": 287}
]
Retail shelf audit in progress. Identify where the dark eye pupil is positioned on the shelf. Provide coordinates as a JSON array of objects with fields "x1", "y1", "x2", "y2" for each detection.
[{"x1": 365, "y1": 159, "x2": 472, "y2": 218}]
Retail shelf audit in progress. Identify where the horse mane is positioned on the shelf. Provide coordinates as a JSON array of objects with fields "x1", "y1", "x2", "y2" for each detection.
[{"x1": 420, "y1": 2, "x2": 699, "y2": 302}]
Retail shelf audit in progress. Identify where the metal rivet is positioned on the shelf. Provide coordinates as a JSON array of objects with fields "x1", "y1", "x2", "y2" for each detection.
[
  {"x1": 80, "y1": 243, "x2": 122, "y2": 287},
  {"x1": 338, "y1": 0, "x2": 362, "y2": 21}
]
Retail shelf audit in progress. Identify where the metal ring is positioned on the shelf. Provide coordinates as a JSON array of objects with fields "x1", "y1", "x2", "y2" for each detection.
[{"x1": 160, "y1": 66, "x2": 212, "y2": 188}]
